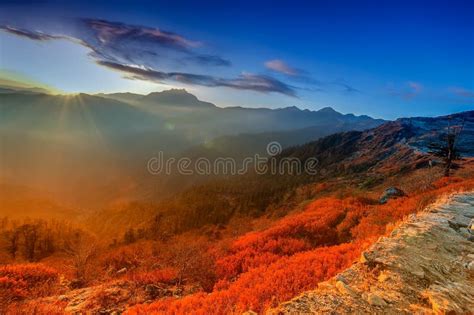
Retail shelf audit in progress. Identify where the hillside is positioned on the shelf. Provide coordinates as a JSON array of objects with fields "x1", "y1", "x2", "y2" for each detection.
[
  {"x1": 4, "y1": 176, "x2": 473, "y2": 314},
  {"x1": 400, "y1": 110, "x2": 474, "y2": 156},
  {"x1": 138, "y1": 111, "x2": 474, "y2": 237},
  {"x1": 278, "y1": 110, "x2": 474, "y2": 176},
  {"x1": 270, "y1": 192, "x2": 474, "y2": 314}
]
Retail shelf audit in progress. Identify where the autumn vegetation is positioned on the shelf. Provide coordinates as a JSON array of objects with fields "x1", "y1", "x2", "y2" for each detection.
[{"x1": 1, "y1": 158, "x2": 474, "y2": 313}]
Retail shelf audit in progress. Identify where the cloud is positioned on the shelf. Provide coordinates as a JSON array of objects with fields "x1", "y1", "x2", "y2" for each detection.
[
  {"x1": 183, "y1": 54, "x2": 232, "y2": 67},
  {"x1": 0, "y1": 19, "x2": 231, "y2": 69},
  {"x1": 0, "y1": 19, "x2": 300, "y2": 96},
  {"x1": 264, "y1": 59, "x2": 301, "y2": 76},
  {"x1": 388, "y1": 81, "x2": 422, "y2": 100},
  {"x1": 83, "y1": 18, "x2": 200, "y2": 50},
  {"x1": 78, "y1": 19, "x2": 231, "y2": 68},
  {"x1": 450, "y1": 87, "x2": 474, "y2": 98},
  {"x1": 97, "y1": 61, "x2": 297, "y2": 96},
  {"x1": 408, "y1": 81, "x2": 422, "y2": 93},
  {"x1": 0, "y1": 25, "x2": 63, "y2": 41},
  {"x1": 333, "y1": 79, "x2": 360, "y2": 93},
  {"x1": 264, "y1": 60, "x2": 359, "y2": 94}
]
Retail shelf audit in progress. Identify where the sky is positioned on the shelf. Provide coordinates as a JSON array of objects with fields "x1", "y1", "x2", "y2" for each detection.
[{"x1": 0, "y1": 0, "x2": 473, "y2": 119}]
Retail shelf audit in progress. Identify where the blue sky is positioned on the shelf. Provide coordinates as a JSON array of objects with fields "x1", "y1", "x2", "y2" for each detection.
[{"x1": 0, "y1": 0, "x2": 473, "y2": 119}]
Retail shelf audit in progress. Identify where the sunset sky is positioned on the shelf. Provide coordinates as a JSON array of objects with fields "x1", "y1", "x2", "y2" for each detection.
[{"x1": 0, "y1": 0, "x2": 473, "y2": 119}]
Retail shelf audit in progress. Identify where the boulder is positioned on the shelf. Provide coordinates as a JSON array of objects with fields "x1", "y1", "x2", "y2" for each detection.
[
  {"x1": 367, "y1": 293, "x2": 387, "y2": 306},
  {"x1": 379, "y1": 187, "x2": 407, "y2": 204}
]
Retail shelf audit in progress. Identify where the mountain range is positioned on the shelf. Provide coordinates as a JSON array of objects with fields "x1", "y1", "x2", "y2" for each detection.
[
  {"x1": 0, "y1": 87, "x2": 384, "y2": 207},
  {"x1": 1, "y1": 84, "x2": 472, "y2": 212}
]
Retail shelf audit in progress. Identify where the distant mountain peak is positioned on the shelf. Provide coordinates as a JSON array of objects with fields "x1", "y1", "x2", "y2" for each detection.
[
  {"x1": 148, "y1": 88, "x2": 190, "y2": 96},
  {"x1": 143, "y1": 88, "x2": 215, "y2": 108},
  {"x1": 317, "y1": 106, "x2": 338, "y2": 114},
  {"x1": 282, "y1": 105, "x2": 300, "y2": 111}
]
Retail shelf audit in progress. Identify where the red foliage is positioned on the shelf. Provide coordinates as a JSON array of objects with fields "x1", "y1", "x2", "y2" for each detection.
[
  {"x1": 0, "y1": 264, "x2": 59, "y2": 310},
  {"x1": 432, "y1": 176, "x2": 464, "y2": 189},
  {"x1": 6, "y1": 300, "x2": 67, "y2": 315},
  {"x1": 101, "y1": 241, "x2": 160, "y2": 272},
  {"x1": 128, "y1": 177, "x2": 474, "y2": 314},
  {"x1": 127, "y1": 268, "x2": 178, "y2": 286},
  {"x1": 216, "y1": 197, "x2": 367, "y2": 280},
  {"x1": 128, "y1": 243, "x2": 360, "y2": 314}
]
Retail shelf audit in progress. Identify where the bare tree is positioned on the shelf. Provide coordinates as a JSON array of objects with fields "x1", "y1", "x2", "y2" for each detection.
[
  {"x1": 428, "y1": 116, "x2": 465, "y2": 177},
  {"x1": 64, "y1": 233, "x2": 98, "y2": 287},
  {"x1": 20, "y1": 223, "x2": 39, "y2": 261},
  {"x1": 163, "y1": 238, "x2": 216, "y2": 292},
  {"x1": 5, "y1": 230, "x2": 20, "y2": 259}
]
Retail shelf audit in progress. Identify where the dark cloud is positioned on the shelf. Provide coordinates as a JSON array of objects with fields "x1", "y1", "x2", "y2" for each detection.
[
  {"x1": 0, "y1": 25, "x2": 63, "y2": 41},
  {"x1": 336, "y1": 82, "x2": 360, "y2": 93},
  {"x1": 79, "y1": 19, "x2": 231, "y2": 68},
  {"x1": 183, "y1": 54, "x2": 232, "y2": 67},
  {"x1": 97, "y1": 61, "x2": 296, "y2": 96},
  {"x1": 83, "y1": 18, "x2": 199, "y2": 51},
  {"x1": 331, "y1": 79, "x2": 360, "y2": 93}
]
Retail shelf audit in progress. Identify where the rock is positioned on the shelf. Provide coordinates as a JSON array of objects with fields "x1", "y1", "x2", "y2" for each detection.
[
  {"x1": 409, "y1": 268, "x2": 425, "y2": 278},
  {"x1": 379, "y1": 187, "x2": 407, "y2": 204},
  {"x1": 367, "y1": 293, "x2": 387, "y2": 306},
  {"x1": 459, "y1": 228, "x2": 471, "y2": 239},
  {"x1": 360, "y1": 251, "x2": 378, "y2": 268},
  {"x1": 336, "y1": 280, "x2": 358, "y2": 297},
  {"x1": 360, "y1": 251, "x2": 370, "y2": 263},
  {"x1": 448, "y1": 220, "x2": 460, "y2": 231},
  {"x1": 466, "y1": 261, "x2": 474, "y2": 271},
  {"x1": 335, "y1": 275, "x2": 347, "y2": 284}
]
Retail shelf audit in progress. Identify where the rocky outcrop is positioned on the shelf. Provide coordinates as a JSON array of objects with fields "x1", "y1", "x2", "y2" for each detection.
[
  {"x1": 379, "y1": 187, "x2": 407, "y2": 204},
  {"x1": 269, "y1": 192, "x2": 474, "y2": 314}
]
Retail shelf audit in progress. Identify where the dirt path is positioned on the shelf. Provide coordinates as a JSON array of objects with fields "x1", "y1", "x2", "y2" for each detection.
[{"x1": 269, "y1": 192, "x2": 474, "y2": 314}]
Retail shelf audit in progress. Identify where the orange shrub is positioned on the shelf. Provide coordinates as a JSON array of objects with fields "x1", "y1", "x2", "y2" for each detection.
[
  {"x1": 101, "y1": 241, "x2": 161, "y2": 272},
  {"x1": 0, "y1": 264, "x2": 60, "y2": 310},
  {"x1": 216, "y1": 197, "x2": 368, "y2": 280},
  {"x1": 127, "y1": 268, "x2": 178, "y2": 286},
  {"x1": 6, "y1": 300, "x2": 67, "y2": 315},
  {"x1": 128, "y1": 243, "x2": 360, "y2": 314}
]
